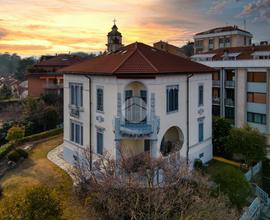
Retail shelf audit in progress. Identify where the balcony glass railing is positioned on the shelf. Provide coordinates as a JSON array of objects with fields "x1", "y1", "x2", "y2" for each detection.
[
  {"x1": 225, "y1": 80, "x2": 235, "y2": 88},
  {"x1": 224, "y1": 98, "x2": 234, "y2": 106},
  {"x1": 212, "y1": 97, "x2": 220, "y2": 105},
  {"x1": 212, "y1": 80, "x2": 220, "y2": 87}
]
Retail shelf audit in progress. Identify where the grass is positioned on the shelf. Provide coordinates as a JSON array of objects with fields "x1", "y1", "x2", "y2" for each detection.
[
  {"x1": 0, "y1": 135, "x2": 88, "y2": 220},
  {"x1": 206, "y1": 160, "x2": 237, "y2": 178}
]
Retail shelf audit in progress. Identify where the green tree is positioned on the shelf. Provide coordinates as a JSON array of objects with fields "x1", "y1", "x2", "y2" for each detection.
[
  {"x1": 212, "y1": 166, "x2": 251, "y2": 208},
  {"x1": 15, "y1": 57, "x2": 36, "y2": 81},
  {"x1": 6, "y1": 126, "x2": 25, "y2": 143},
  {"x1": 0, "y1": 185, "x2": 63, "y2": 220},
  {"x1": 43, "y1": 106, "x2": 58, "y2": 130},
  {"x1": 226, "y1": 125, "x2": 267, "y2": 166},
  {"x1": 212, "y1": 117, "x2": 232, "y2": 157},
  {"x1": 0, "y1": 84, "x2": 12, "y2": 100}
]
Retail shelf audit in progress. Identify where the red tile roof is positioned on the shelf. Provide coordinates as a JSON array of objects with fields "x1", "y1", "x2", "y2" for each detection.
[
  {"x1": 195, "y1": 26, "x2": 252, "y2": 36},
  {"x1": 60, "y1": 42, "x2": 215, "y2": 75},
  {"x1": 202, "y1": 45, "x2": 270, "y2": 60},
  {"x1": 36, "y1": 54, "x2": 85, "y2": 67}
]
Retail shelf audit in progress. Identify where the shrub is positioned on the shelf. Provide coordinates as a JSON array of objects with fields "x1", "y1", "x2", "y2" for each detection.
[
  {"x1": 7, "y1": 150, "x2": 21, "y2": 162},
  {"x1": 0, "y1": 142, "x2": 14, "y2": 159},
  {"x1": 6, "y1": 126, "x2": 25, "y2": 143},
  {"x1": 16, "y1": 148, "x2": 28, "y2": 159},
  {"x1": 212, "y1": 166, "x2": 251, "y2": 208},
  {"x1": 194, "y1": 159, "x2": 203, "y2": 170},
  {"x1": 18, "y1": 127, "x2": 63, "y2": 145},
  {"x1": 0, "y1": 185, "x2": 64, "y2": 220}
]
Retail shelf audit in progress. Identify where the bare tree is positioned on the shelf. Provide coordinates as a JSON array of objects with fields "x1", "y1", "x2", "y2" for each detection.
[{"x1": 73, "y1": 147, "x2": 239, "y2": 220}]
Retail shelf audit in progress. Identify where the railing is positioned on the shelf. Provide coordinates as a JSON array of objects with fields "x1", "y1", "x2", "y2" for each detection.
[
  {"x1": 212, "y1": 80, "x2": 220, "y2": 87},
  {"x1": 239, "y1": 197, "x2": 260, "y2": 220},
  {"x1": 245, "y1": 162, "x2": 262, "y2": 181},
  {"x1": 224, "y1": 98, "x2": 235, "y2": 106},
  {"x1": 213, "y1": 97, "x2": 220, "y2": 105},
  {"x1": 43, "y1": 84, "x2": 63, "y2": 89},
  {"x1": 225, "y1": 80, "x2": 235, "y2": 88}
]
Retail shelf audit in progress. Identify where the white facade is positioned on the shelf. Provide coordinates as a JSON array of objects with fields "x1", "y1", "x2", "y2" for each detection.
[{"x1": 63, "y1": 73, "x2": 213, "y2": 167}]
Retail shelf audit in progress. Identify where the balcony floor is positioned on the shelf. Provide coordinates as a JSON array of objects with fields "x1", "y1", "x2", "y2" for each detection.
[{"x1": 120, "y1": 123, "x2": 152, "y2": 136}]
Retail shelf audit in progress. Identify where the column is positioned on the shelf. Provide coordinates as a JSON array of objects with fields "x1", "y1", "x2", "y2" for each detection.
[{"x1": 235, "y1": 68, "x2": 247, "y2": 128}]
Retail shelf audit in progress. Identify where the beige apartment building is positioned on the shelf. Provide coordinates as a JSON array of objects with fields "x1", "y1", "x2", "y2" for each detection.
[
  {"x1": 192, "y1": 44, "x2": 270, "y2": 143},
  {"x1": 194, "y1": 26, "x2": 253, "y2": 54},
  {"x1": 153, "y1": 41, "x2": 187, "y2": 58}
]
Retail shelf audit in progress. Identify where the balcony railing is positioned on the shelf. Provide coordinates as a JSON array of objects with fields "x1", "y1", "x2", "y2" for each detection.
[
  {"x1": 43, "y1": 84, "x2": 63, "y2": 89},
  {"x1": 212, "y1": 97, "x2": 220, "y2": 105},
  {"x1": 224, "y1": 98, "x2": 235, "y2": 106},
  {"x1": 225, "y1": 80, "x2": 235, "y2": 88},
  {"x1": 115, "y1": 94, "x2": 160, "y2": 139},
  {"x1": 212, "y1": 80, "x2": 220, "y2": 87}
]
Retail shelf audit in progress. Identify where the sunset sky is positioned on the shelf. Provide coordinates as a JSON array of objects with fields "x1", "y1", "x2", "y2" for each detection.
[{"x1": 0, "y1": 0, "x2": 269, "y2": 56}]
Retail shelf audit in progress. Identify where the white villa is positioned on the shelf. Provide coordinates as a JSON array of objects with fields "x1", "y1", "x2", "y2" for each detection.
[{"x1": 60, "y1": 25, "x2": 215, "y2": 167}]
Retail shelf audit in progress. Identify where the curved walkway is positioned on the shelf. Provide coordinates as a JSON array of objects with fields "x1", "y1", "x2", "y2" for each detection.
[{"x1": 47, "y1": 144, "x2": 77, "y2": 184}]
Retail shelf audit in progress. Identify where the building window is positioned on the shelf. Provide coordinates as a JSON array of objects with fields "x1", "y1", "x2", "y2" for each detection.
[
  {"x1": 208, "y1": 39, "x2": 214, "y2": 49},
  {"x1": 247, "y1": 112, "x2": 266, "y2": 125},
  {"x1": 225, "y1": 37, "x2": 231, "y2": 47},
  {"x1": 212, "y1": 72, "x2": 220, "y2": 81},
  {"x1": 212, "y1": 105, "x2": 220, "y2": 116},
  {"x1": 125, "y1": 90, "x2": 133, "y2": 101},
  {"x1": 247, "y1": 92, "x2": 266, "y2": 104},
  {"x1": 96, "y1": 87, "x2": 104, "y2": 112},
  {"x1": 225, "y1": 107, "x2": 234, "y2": 120},
  {"x1": 219, "y1": 38, "x2": 224, "y2": 48},
  {"x1": 195, "y1": 40, "x2": 203, "y2": 48},
  {"x1": 70, "y1": 121, "x2": 83, "y2": 145},
  {"x1": 96, "y1": 131, "x2": 104, "y2": 155},
  {"x1": 166, "y1": 85, "x2": 179, "y2": 113},
  {"x1": 247, "y1": 72, "x2": 267, "y2": 83},
  {"x1": 198, "y1": 85, "x2": 204, "y2": 106},
  {"x1": 70, "y1": 83, "x2": 83, "y2": 107},
  {"x1": 198, "y1": 121, "x2": 204, "y2": 143},
  {"x1": 225, "y1": 69, "x2": 235, "y2": 81}
]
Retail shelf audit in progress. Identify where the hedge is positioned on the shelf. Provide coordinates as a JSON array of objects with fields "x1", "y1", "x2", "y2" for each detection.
[
  {"x1": 0, "y1": 128, "x2": 62, "y2": 159},
  {"x1": 0, "y1": 142, "x2": 14, "y2": 159},
  {"x1": 17, "y1": 127, "x2": 63, "y2": 145}
]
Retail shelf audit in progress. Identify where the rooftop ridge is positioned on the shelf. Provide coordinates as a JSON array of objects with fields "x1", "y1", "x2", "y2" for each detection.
[{"x1": 136, "y1": 44, "x2": 159, "y2": 73}]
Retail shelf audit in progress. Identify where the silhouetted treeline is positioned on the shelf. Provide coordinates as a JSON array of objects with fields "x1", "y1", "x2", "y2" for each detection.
[{"x1": 0, "y1": 53, "x2": 37, "y2": 81}]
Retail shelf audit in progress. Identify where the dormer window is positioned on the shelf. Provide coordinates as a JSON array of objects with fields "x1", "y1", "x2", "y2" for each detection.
[{"x1": 252, "y1": 51, "x2": 270, "y2": 60}]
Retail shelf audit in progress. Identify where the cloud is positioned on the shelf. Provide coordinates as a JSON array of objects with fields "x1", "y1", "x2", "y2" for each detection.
[{"x1": 239, "y1": 0, "x2": 270, "y2": 23}]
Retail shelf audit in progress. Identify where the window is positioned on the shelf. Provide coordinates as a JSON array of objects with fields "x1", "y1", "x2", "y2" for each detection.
[
  {"x1": 247, "y1": 112, "x2": 266, "y2": 124},
  {"x1": 140, "y1": 90, "x2": 147, "y2": 102},
  {"x1": 247, "y1": 72, "x2": 267, "y2": 83},
  {"x1": 247, "y1": 92, "x2": 266, "y2": 104},
  {"x1": 219, "y1": 38, "x2": 224, "y2": 48},
  {"x1": 208, "y1": 39, "x2": 214, "y2": 49},
  {"x1": 97, "y1": 131, "x2": 104, "y2": 155},
  {"x1": 166, "y1": 85, "x2": 179, "y2": 113},
  {"x1": 212, "y1": 72, "x2": 220, "y2": 81},
  {"x1": 125, "y1": 90, "x2": 133, "y2": 101},
  {"x1": 212, "y1": 105, "x2": 220, "y2": 116},
  {"x1": 144, "y1": 140, "x2": 150, "y2": 152},
  {"x1": 70, "y1": 83, "x2": 83, "y2": 107},
  {"x1": 225, "y1": 69, "x2": 235, "y2": 81},
  {"x1": 195, "y1": 40, "x2": 203, "y2": 48},
  {"x1": 225, "y1": 107, "x2": 234, "y2": 119},
  {"x1": 96, "y1": 87, "x2": 104, "y2": 112},
  {"x1": 70, "y1": 121, "x2": 83, "y2": 145},
  {"x1": 198, "y1": 85, "x2": 204, "y2": 106},
  {"x1": 198, "y1": 121, "x2": 204, "y2": 142},
  {"x1": 225, "y1": 37, "x2": 231, "y2": 47}
]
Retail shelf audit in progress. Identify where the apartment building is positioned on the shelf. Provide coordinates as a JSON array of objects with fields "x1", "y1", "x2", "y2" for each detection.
[
  {"x1": 194, "y1": 26, "x2": 253, "y2": 54},
  {"x1": 27, "y1": 54, "x2": 85, "y2": 97},
  {"x1": 191, "y1": 44, "x2": 270, "y2": 143},
  {"x1": 153, "y1": 41, "x2": 187, "y2": 58}
]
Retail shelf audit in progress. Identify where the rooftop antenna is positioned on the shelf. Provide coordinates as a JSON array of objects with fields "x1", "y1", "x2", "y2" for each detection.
[{"x1": 243, "y1": 19, "x2": 246, "y2": 30}]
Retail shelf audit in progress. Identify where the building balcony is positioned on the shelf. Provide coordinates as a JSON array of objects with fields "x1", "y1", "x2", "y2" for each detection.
[
  {"x1": 43, "y1": 83, "x2": 63, "y2": 90},
  {"x1": 212, "y1": 80, "x2": 220, "y2": 87},
  {"x1": 212, "y1": 97, "x2": 220, "y2": 105},
  {"x1": 224, "y1": 98, "x2": 235, "y2": 107},
  {"x1": 225, "y1": 80, "x2": 235, "y2": 88}
]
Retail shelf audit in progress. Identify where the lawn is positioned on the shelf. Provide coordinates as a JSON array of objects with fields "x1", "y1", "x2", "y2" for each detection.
[
  {"x1": 0, "y1": 135, "x2": 88, "y2": 220},
  {"x1": 206, "y1": 160, "x2": 238, "y2": 177}
]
